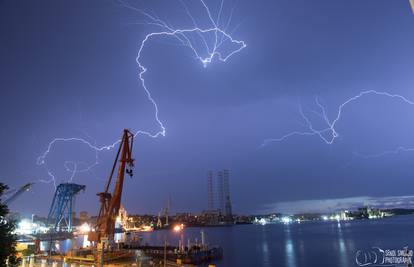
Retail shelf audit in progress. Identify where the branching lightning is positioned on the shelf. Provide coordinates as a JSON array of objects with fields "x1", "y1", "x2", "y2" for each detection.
[
  {"x1": 354, "y1": 147, "x2": 414, "y2": 159},
  {"x1": 261, "y1": 90, "x2": 414, "y2": 154},
  {"x1": 37, "y1": 0, "x2": 246, "y2": 186}
]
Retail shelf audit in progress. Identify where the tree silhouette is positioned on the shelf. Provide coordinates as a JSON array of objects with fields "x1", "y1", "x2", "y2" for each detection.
[{"x1": 0, "y1": 183, "x2": 19, "y2": 267}]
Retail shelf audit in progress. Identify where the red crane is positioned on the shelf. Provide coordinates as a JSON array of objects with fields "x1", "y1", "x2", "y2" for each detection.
[{"x1": 88, "y1": 129, "x2": 134, "y2": 243}]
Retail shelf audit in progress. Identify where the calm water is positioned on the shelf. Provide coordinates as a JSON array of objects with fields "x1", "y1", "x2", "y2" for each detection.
[{"x1": 49, "y1": 215, "x2": 414, "y2": 267}]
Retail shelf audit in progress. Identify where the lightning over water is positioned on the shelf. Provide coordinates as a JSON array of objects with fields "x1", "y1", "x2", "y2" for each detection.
[{"x1": 37, "y1": 0, "x2": 246, "y2": 186}]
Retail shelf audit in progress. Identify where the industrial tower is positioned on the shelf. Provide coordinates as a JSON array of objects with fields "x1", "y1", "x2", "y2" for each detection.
[
  {"x1": 207, "y1": 170, "x2": 214, "y2": 210},
  {"x1": 47, "y1": 183, "x2": 85, "y2": 232},
  {"x1": 218, "y1": 169, "x2": 232, "y2": 220},
  {"x1": 206, "y1": 169, "x2": 233, "y2": 221}
]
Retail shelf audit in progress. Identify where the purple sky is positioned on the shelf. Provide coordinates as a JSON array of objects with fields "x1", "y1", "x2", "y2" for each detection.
[{"x1": 1, "y1": 0, "x2": 414, "y2": 216}]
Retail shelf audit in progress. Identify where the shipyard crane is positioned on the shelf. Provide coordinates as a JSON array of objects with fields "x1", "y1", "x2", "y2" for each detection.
[
  {"x1": 3, "y1": 183, "x2": 34, "y2": 205},
  {"x1": 88, "y1": 129, "x2": 134, "y2": 244},
  {"x1": 47, "y1": 183, "x2": 85, "y2": 232}
]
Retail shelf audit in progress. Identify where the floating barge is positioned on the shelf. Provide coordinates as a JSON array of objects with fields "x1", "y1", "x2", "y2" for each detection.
[
  {"x1": 65, "y1": 249, "x2": 135, "y2": 264},
  {"x1": 122, "y1": 244, "x2": 223, "y2": 265},
  {"x1": 34, "y1": 248, "x2": 135, "y2": 265}
]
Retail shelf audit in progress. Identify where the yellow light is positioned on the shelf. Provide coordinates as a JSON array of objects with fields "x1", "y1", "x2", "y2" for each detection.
[
  {"x1": 79, "y1": 222, "x2": 91, "y2": 233},
  {"x1": 173, "y1": 224, "x2": 184, "y2": 232},
  {"x1": 141, "y1": 225, "x2": 153, "y2": 232}
]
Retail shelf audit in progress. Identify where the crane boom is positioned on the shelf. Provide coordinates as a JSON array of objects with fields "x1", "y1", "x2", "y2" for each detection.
[
  {"x1": 4, "y1": 183, "x2": 34, "y2": 205},
  {"x1": 89, "y1": 129, "x2": 134, "y2": 243}
]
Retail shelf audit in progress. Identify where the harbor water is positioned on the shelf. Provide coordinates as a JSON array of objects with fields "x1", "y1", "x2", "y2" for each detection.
[{"x1": 47, "y1": 215, "x2": 414, "y2": 266}]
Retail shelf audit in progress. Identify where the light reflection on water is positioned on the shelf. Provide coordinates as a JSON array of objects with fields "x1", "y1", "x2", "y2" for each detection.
[
  {"x1": 284, "y1": 225, "x2": 297, "y2": 267},
  {"x1": 42, "y1": 215, "x2": 414, "y2": 267},
  {"x1": 337, "y1": 221, "x2": 349, "y2": 266},
  {"x1": 261, "y1": 227, "x2": 270, "y2": 267}
]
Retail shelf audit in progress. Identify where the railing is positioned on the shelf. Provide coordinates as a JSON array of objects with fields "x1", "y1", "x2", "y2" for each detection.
[
  {"x1": 17, "y1": 256, "x2": 152, "y2": 267},
  {"x1": 19, "y1": 257, "x2": 83, "y2": 267}
]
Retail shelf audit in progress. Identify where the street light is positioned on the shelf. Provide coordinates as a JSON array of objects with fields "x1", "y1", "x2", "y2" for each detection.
[
  {"x1": 173, "y1": 224, "x2": 183, "y2": 232},
  {"x1": 173, "y1": 224, "x2": 185, "y2": 252},
  {"x1": 163, "y1": 234, "x2": 167, "y2": 267},
  {"x1": 164, "y1": 224, "x2": 184, "y2": 267}
]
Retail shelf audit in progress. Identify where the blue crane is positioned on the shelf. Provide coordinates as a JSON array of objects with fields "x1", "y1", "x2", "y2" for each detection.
[{"x1": 47, "y1": 183, "x2": 85, "y2": 232}]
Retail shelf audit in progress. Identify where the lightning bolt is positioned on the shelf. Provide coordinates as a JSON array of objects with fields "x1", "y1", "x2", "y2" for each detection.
[
  {"x1": 354, "y1": 147, "x2": 414, "y2": 159},
  {"x1": 37, "y1": 0, "x2": 246, "y2": 186},
  {"x1": 261, "y1": 90, "x2": 414, "y2": 154}
]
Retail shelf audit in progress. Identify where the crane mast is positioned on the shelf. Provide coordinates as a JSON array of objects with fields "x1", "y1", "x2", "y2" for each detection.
[
  {"x1": 4, "y1": 183, "x2": 34, "y2": 205},
  {"x1": 89, "y1": 129, "x2": 134, "y2": 243}
]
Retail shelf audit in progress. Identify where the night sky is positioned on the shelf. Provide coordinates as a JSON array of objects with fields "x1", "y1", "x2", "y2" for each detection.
[{"x1": 1, "y1": 0, "x2": 414, "y2": 216}]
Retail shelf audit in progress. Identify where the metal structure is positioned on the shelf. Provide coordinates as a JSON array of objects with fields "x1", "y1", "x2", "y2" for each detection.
[
  {"x1": 164, "y1": 197, "x2": 170, "y2": 226},
  {"x1": 222, "y1": 170, "x2": 233, "y2": 221},
  {"x1": 207, "y1": 170, "x2": 214, "y2": 210},
  {"x1": 217, "y1": 169, "x2": 232, "y2": 220},
  {"x1": 47, "y1": 183, "x2": 85, "y2": 232},
  {"x1": 89, "y1": 129, "x2": 134, "y2": 243},
  {"x1": 4, "y1": 183, "x2": 34, "y2": 205}
]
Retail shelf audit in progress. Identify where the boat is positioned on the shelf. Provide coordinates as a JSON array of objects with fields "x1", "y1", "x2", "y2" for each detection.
[{"x1": 122, "y1": 243, "x2": 223, "y2": 265}]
